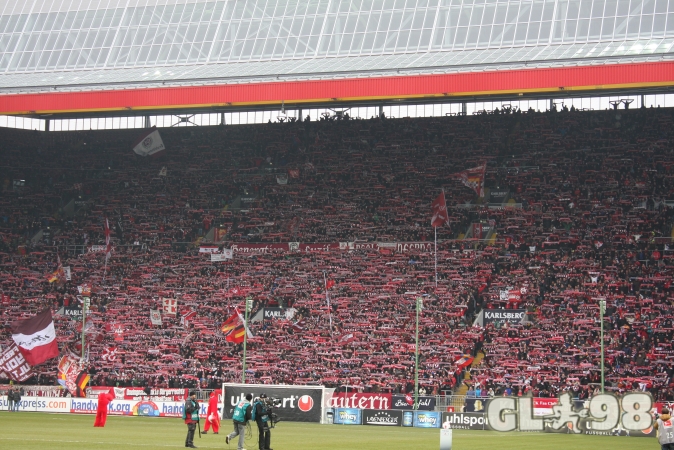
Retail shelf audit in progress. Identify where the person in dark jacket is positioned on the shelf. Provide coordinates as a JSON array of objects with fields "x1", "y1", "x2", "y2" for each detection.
[
  {"x1": 12, "y1": 388, "x2": 22, "y2": 412},
  {"x1": 253, "y1": 394, "x2": 272, "y2": 450},
  {"x1": 7, "y1": 387, "x2": 14, "y2": 411},
  {"x1": 183, "y1": 391, "x2": 200, "y2": 448}
]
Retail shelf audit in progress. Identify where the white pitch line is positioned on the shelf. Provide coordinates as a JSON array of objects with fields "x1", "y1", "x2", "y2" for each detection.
[{"x1": 0, "y1": 437, "x2": 225, "y2": 448}]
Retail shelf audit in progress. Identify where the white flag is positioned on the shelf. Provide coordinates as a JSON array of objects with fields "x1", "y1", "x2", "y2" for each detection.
[
  {"x1": 162, "y1": 298, "x2": 177, "y2": 315},
  {"x1": 150, "y1": 309, "x2": 162, "y2": 325},
  {"x1": 211, "y1": 249, "x2": 233, "y2": 262},
  {"x1": 132, "y1": 127, "x2": 166, "y2": 157}
]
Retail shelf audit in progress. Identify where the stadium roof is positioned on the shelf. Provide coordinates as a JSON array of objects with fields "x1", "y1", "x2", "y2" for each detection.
[{"x1": 0, "y1": 0, "x2": 672, "y2": 115}]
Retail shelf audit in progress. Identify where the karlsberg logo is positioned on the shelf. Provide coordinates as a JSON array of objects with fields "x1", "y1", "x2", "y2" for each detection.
[
  {"x1": 298, "y1": 395, "x2": 314, "y2": 412},
  {"x1": 143, "y1": 137, "x2": 153, "y2": 147},
  {"x1": 366, "y1": 411, "x2": 399, "y2": 425},
  {"x1": 417, "y1": 414, "x2": 437, "y2": 425},
  {"x1": 485, "y1": 311, "x2": 524, "y2": 320}
]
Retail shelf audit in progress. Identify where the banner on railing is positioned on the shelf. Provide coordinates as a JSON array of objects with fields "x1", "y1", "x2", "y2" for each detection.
[
  {"x1": 391, "y1": 394, "x2": 436, "y2": 411},
  {"x1": 329, "y1": 393, "x2": 392, "y2": 410},
  {"x1": 0, "y1": 396, "x2": 208, "y2": 418},
  {"x1": 222, "y1": 242, "x2": 437, "y2": 254},
  {"x1": 88, "y1": 386, "x2": 188, "y2": 402}
]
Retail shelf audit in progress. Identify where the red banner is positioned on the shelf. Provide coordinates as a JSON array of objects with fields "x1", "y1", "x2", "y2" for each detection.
[
  {"x1": 0, "y1": 343, "x2": 34, "y2": 382},
  {"x1": 329, "y1": 393, "x2": 393, "y2": 410},
  {"x1": 88, "y1": 386, "x2": 189, "y2": 401},
  {"x1": 299, "y1": 243, "x2": 343, "y2": 252},
  {"x1": 230, "y1": 243, "x2": 290, "y2": 253},
  {"x1": 225, "y1": 242, "x2": 434, "y2": 254}
]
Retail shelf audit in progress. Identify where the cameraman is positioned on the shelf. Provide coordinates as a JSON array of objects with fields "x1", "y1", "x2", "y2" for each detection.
[
  {"x1": 253, "y1": 394, "x2": 272, "y2": 450},
  {"x1": 226, "y1": 394, "x2": 252, "y2": 450}
]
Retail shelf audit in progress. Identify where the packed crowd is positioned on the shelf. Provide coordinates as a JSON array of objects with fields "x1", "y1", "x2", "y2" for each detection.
[{"x1": 0, "y1": 105, "x2": 673, "y2": 401}]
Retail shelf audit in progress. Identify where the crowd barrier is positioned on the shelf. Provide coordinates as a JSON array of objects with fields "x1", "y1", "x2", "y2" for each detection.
[{"x1": 1, "y1": 388, "x2": 665, "y2": 440}]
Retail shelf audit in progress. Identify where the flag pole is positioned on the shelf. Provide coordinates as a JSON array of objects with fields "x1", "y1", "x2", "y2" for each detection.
[
  {"x1": 242, "y1": 297, "x2": 251, "y2": 384},
  {"x1": 324, "y1": 272, "x2": 333, "y2": 336},
  {"x1": 414, "y1": 296, "x2": 422, "y2": 410},
  {"x1": 434, "y1": 226, "x2": 438, "y2": 289},
  {"x1": 81, "y1": 295, "x2": 88, "y2": 361}
]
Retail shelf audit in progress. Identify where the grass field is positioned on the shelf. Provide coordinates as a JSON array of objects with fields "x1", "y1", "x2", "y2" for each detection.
[{"x1": 0, "y1": 412, "x2": 660, "y2": 450}]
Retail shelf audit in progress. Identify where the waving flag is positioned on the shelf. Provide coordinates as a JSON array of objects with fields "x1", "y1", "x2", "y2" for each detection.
[
  {"x1": 455, "y1": 354, "x2": 475, "y2": 369},
  {"x1": 11, "y1": 309, "x2": 59, "y2": 366},
  {"x1": 338, "y1": 332, "x2": 356, "y2": 346},
  {"x1": 181, "y1": 310, "x2": 197, "y2": 327},
  {"x1": 162, "y1": 297, "x2": 177, "y2": 315},
  {"x1": 453, "y1": 163, "x2": 486, "y2": 197},
  {"x1": 57, "y1": 354, "x2": 89, "y2": 397},
  {"x1": 431, "y1": 191, "x2": 449, "y2": 227},
  {"x1": 0, "y1": 343, "x2": 34, "y2": 382},
  {"x1": 221, "y1": 310, "x2": 252, "y2": 344},
  {"x1": 100, "y1": 346, "x2": 118, "y2": 362},
  {"x1": 46, "y1": 255, "x2": 66, "y2": 284},
  {"x1": 150, "y1": 309, "x2": 162, "y2": 325},
  {"x1": 132, "y1": 126, "x2": 165, "y2": 157}
]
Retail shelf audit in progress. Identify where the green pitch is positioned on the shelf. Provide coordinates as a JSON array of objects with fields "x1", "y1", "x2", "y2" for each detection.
[{"x1": 0, "y1": 412, "x2": 658, "y2": 450}]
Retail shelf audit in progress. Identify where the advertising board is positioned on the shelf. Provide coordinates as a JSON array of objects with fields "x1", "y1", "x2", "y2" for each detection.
[{"x1": 333, "y1": 408, "x2": 362, "y2": 425}]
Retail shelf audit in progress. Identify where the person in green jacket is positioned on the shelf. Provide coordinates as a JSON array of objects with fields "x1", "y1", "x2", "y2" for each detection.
[{"x1": 226, "y1": 394, "x2": 252, "y2": 450}]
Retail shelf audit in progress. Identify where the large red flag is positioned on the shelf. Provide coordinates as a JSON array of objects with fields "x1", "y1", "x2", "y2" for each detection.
[
  {"x1": 0, "y1": 343, "x2": 34, "y2": 381},
  {"x1": 431, "y1": 191, "x2": 449, "y2": 227},
  {"x1": 11, "y1": 309, "x2": 60, "y2": 366},
  {"x1": 454, "y1": 163, "x2": 486, "y2": 197}
]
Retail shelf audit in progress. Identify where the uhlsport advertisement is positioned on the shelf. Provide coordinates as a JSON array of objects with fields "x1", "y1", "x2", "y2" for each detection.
[{"x1": 222, "y1": 383, "x2": 323, "y2": 423}]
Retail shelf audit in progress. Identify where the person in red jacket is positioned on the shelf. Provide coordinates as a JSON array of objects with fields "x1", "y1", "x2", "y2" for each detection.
[
  {"x1": 93, "y1": 389, "x2": 116, "y2": 427},
  {"x1": 203, "y1": 390, "x2": 220, "y2": 434}
]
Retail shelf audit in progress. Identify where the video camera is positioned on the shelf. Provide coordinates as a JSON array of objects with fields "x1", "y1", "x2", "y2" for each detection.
[{"x1": 261, "y1": 397, "x2": 281, "y2": 428}]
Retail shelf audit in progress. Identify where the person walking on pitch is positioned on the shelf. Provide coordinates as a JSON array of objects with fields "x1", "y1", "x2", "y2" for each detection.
[{"x1": 226, "y1": 394, "x2": 252, "y2": 450}]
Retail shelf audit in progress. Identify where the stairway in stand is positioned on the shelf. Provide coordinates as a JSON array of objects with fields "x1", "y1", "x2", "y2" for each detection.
[{"x1": 450, "y1": 351, "x2": 485, "y2": 410}]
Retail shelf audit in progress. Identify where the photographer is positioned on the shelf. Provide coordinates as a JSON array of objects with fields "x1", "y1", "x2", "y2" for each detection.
[
  {"x1": 253, "y1": 394, "x2": 272, "y2": 450},
  {"x1": 183, "y1": 391, "x2": 200, "y2": 449},
  {"x1": 226, "y1": 394, "x2": 252, "y2": 450}
]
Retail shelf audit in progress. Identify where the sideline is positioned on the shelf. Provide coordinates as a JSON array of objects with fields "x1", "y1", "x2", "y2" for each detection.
[{"x1": 0, "y1": 437, "x2": 222, "y2": 448}]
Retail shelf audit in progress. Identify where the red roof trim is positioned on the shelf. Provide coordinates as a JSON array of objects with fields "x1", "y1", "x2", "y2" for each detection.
[{"x1": 0, "y1": 61, "x2": 673, "y2": 115}]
